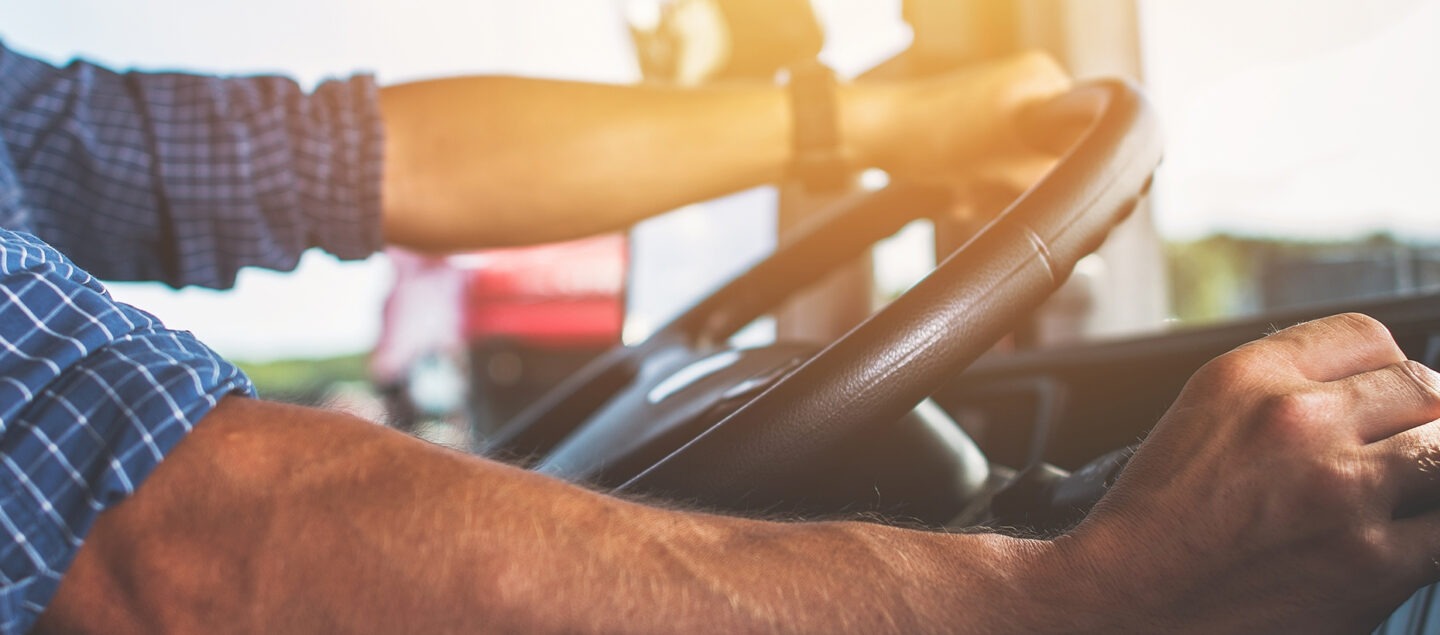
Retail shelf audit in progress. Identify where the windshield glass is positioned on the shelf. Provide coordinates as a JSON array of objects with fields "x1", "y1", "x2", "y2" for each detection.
[{"x1": 1141, "y1": 0, "x2": 1440, "y2": 326}]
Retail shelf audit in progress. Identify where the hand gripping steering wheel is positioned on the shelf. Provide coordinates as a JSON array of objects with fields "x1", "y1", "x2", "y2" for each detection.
[{"x1": 484, "y1": 80, "x2": 1161, "y2": 519}]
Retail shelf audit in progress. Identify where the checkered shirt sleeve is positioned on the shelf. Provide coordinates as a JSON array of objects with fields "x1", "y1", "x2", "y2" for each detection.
[
  {"x1": 0, "y1": 40, "x2": 385, "y2": 289},
  {"x1": 0, "y1": 229, "x2": 254, "y2": 633}
]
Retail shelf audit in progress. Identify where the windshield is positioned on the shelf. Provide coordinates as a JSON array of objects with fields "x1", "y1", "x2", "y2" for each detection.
[{"x1": 1142, "y1": 0, "x2": 1440, "y2": 327}]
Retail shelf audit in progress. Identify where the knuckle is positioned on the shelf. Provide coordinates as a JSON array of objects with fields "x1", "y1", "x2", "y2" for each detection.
[
  {"x1": 1399, "y1": 436, "x2": 1440, "y2": 479},
  {"x1": 1396, "y1": 360, "x2": 1440, "y2": 407},
  {"x1": 1333, "y1": 312, "x2": 1395, "y2": 347},
  {"x1": 1195, "y1": 350, "x2": 1257, "y2": 386},
  {"x1": 1254, "y1": 390, "x2": 1332, "y2": 438},
  {"x1": 1419, "y1": 449, "x2": 1440, "y2": 477}
]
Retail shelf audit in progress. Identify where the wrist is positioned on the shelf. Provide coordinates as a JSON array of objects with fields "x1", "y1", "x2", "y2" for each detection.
[{"x1": 960, "y1": 533, "x2": 1131, "y2": 634}]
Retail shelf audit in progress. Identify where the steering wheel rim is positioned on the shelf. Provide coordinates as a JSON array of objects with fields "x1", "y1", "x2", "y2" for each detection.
[
  {"x1": 488, "y1": 80, "x2": 1161, "y2": 514},
  {"x1": 621, "y1": 79, "x2": 1161, "y2": 504}
]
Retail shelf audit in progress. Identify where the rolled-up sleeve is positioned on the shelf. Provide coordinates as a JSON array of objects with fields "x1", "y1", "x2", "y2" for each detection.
[
  {"x1": 0, "y1": 229, "x2": 253, "y2": 634},
  {"x1": 0, "y1": 41, "x2": 385, "y2": 289}
]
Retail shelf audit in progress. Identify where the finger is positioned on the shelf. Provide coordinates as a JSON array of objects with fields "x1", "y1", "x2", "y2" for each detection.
[
  {"x1": 1014, "y1": 89, "x2": 1095, "y2": 155},
  {"x1": 1003, "y1": 50, "x2": 1073, "y2": 100},
  {"x1": 1372, "y1": 420, "x2": 1440, "y2": 515},
  {"x1": 1251, "y1": 313, "x2": 1406, "y2": 382},
  {"x1": 1001, "y1": 52, "x2": 1078, "y2": 155},
  {"x1": 1335, "y1": 360, "x2": 1440, "y2": 443}
]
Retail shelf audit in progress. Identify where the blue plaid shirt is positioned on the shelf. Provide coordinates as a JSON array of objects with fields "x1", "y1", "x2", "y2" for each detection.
[{"x1": 0, "y1": 41, "x2": 385, "y2": 632}]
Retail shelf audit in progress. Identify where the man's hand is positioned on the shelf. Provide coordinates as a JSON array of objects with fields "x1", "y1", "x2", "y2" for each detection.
[
  {"x1": 1061, "y1": 313, "x2": 1440, "y2": 633},
  {"x1": 843, "y1": 51, "x2": 1075, "y2": 230},
  {"x1": 845, "y1": 51, "x2": 1073, "y2": 195}
]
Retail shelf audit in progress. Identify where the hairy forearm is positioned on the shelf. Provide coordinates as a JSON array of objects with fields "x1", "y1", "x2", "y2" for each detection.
[
  {"x1": 37, "y1": 397, "x2": 1073, "y2": 634},
  {"x1": 379, "y1": 77, "x2": 782, "y2": 250},
  {"x1": 378, "y1": 76, "x2": 895, "y2": 251}
]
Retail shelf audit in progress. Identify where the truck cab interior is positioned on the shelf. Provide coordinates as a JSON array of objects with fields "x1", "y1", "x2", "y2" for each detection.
[
  {"x1": 21, "y1": 0, "x2": 1440, "y2": 630},
  {"x1": 469, "y1": 0, "x2": 1433, "y2": 515},
  {"x1": 469, "y1": 2, "x2": 1440, "y2": 629}
]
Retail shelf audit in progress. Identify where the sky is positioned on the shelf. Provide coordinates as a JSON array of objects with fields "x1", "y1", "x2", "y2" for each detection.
[
  {"x1": 2, "y1": 0, "x2": 1436, "y2": 360},
  {"x1": 1138, "y1": 0, "x2": 1440, "y2": 240}
]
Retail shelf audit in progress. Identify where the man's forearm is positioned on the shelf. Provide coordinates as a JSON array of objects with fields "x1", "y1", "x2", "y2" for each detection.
[
  {"x1": 379, "y1": 77, "x2": 874, "y2": 250},
  {"x1": 36, "y1": 397, "x2": 1078, "y2": 633}
]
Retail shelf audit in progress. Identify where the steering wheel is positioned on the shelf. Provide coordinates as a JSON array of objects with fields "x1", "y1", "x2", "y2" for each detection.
[{"x1": 484, "y1": 79, "x2": 1161, "y2": 519}]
